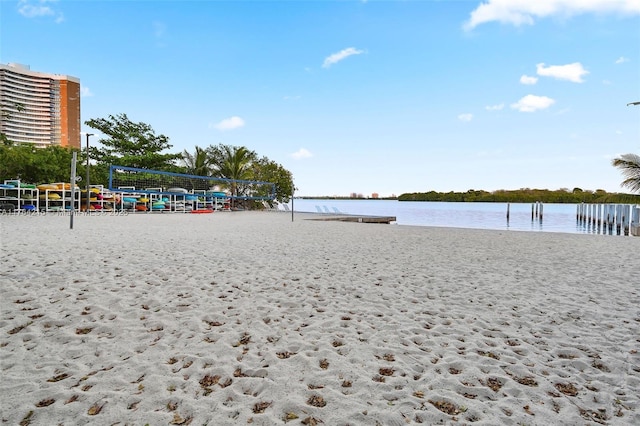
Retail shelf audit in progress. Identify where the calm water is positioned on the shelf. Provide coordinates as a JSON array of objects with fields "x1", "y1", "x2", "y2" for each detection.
[{"x1": 290, "y1": 199, "x2": 633, "y2": 235}]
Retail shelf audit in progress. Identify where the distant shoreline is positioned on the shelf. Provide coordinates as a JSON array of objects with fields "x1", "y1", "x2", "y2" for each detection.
[{"x1": 298, "y1": 188, "x2": 640, "y2": 204}]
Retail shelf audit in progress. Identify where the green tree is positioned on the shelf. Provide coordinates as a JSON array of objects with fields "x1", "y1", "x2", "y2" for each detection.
[
  {"x1": 612, "y1": 153, "x2": 640, "y2": 193},
  {"x1": 84, "y1": 113, "x2": 181, "y2": 185},
  {"x1": 204, "y1": 144, "x2": 295, "y2": 205},
  {"x1": 180, "y1": 145, "x2": 212, "y2": 176},
  {"x1": 251, "y1": 156, "x2": 295, "y2": 203},
  {"x1": 207, "y1": 144, "x2": 257, "y2": 204},
  {"x1": 0, "y1": 144, "x2": 75, "y2": 184},
  {"x1": 208, "y1": 145, "x2": 256, "y2": 180}
]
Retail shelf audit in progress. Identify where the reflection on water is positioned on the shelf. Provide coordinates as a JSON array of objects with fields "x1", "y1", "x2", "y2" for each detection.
[{"x1": 291, "y1": 199, "x2": 636, "y2": 235}]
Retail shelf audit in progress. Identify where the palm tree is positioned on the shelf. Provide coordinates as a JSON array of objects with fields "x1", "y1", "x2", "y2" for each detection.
[
  {"x1": 179, "y1": 146, "x2": 214, "y2": 192},
  {"x1": 208, "y1": 144, "x2": 256, "y2": 206},
  {"x1": 180, "y1": 146, "x2": 212, "y2": 176},
  {"x1": 612, "y1": 153, "x2": 640, "y2": 193}
]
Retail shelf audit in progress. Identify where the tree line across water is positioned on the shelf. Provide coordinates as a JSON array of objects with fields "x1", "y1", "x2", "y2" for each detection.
[{"x1": 397, "y1": 188, "x2": 640, "y2": 204}]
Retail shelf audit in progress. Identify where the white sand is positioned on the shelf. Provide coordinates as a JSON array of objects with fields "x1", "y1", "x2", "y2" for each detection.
[{"x1": 1, "y1": 211, "x2": 638, "y2": 425}]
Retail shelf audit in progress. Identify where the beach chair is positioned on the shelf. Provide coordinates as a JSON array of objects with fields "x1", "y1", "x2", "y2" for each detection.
[
  {"x1": 332, "y1": 207, "x2": 343, "y2": 214},
  {"x1": 262, "y1": 200, "x2": 278, "y2": 211},
  {"x1": 323, "y1": 206, "x2": 331, "y2": 214},
  {"x1": 282, "y1": 204, "x2": 291, "y2": 212},
  {"x1": 316, "y1": 205, "x2": 323, "y2": 213}
]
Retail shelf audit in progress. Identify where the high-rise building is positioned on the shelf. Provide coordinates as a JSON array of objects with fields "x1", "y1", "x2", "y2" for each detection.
[{"x1": 0, "y1": 63, "x2": 81, "y2": 149}]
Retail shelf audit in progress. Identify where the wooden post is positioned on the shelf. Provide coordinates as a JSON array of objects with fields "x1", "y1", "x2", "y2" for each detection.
[
  {"x1": 586, "y1": 204, "x2": 589, "y2": 224},
  {"x1": 583, "y1": 204, "x2": 590, "y2": 228},
  {"x1": 631, "y1": 206, "x2": 640, "y2": 236},
  {"x1": 532, "y1": 203, "x2": 535, "y2": 221},
  {"x1": 622, "y1": 204, "x2": 630, "y2": 236},
  {"x1": 539, "y1": 202, "x2": 543, "y2": 222},
  {"x1": 578, "y1": 203, "x2": 584, "y2": 225},
  {"x1": 506, "y1": 203, "x2": 510, "y2": 222},
  {"x1": 607, "y1": 205, "x2": 613, "y2": 235}
]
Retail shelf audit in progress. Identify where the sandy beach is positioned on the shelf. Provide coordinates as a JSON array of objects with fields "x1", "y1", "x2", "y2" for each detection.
[{"x1": 1, "y1": 211, "x2": 638, "y2": 425}]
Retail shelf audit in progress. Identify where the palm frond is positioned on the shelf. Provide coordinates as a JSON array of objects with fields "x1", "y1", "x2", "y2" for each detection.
[{"x1": 612, "y1": 153, "x2": 640, "y2": 193}]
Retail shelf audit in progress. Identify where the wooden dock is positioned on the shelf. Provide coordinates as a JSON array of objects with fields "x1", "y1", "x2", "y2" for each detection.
[{"x1": 308, "y1": 214, "x2": 396, "y2": 224}]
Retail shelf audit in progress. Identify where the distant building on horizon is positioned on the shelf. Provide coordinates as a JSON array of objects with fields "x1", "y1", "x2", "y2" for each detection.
[{"x1": 0, "y1": 63, "x2": 81, "y2": 149}]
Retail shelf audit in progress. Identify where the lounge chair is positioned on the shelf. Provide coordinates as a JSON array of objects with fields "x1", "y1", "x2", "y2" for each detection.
[
  {"x1": 316, "y1": 205, "x2": 323, "y2": 213},
  {"x1": 262, "y1": 200, "x2": 277, "y2": 211}
]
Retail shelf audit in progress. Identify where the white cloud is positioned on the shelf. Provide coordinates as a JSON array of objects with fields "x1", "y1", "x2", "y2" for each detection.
[
  {"x1": 464, "y1": 0, "x2": 640, "y2": 30},
  {"x1": 283, "y1": 95, "x2": 301, "y2": 101},
  {"x1": 536, "y1": 62, "x2": 589, "y2": 83},
  {"x1": 18, "y1": 0, "x2": 64, "y2": 22},
  {"x1": 211, "y1": 116, "x2": 245, "y2": 131},
  {"x1": 511, "y1": 94, "x2": 556, "y2": 112},
  {"x1": 322, "y1": 47, "x2": 364, "y2": 68},
  {"x1": 80, "y1": 86, "x2": 93, "y2": 97},
  {"x1": 485, "y1": 103, "x2": 504, "y2": 111},
  {"x1": 290, "y1": 148, "x2": 312, "y2": 160},
  {"x1": 18, "y1": 0, "x2": 53, "y2": 17},
  {"x1": 458, "y1": 113, "x2": 474, "y2": 122},
  {"x1": 520, "y1": 75, "x2": 538, "y2": 85},
  {"x1": 615, "y1": 56, "x2": 629, "y2": 64}
]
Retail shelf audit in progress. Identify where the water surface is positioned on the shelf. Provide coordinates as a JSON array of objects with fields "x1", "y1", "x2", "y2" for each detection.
[{"x1": 291, "y1": 199, "x2": 631, "y2": 235}]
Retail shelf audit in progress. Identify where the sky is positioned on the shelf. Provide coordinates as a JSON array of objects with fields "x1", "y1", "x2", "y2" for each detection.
[{"x1": 1, "y1": 0, "x2": 639, "y2": 197}]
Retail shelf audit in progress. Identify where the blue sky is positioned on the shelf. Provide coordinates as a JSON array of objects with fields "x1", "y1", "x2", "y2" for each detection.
[{"x1": 2, "y1": 0, "x2": 639, "y2": 197}]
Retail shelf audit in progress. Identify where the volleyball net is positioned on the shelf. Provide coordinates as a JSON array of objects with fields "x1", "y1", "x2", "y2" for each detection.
[{"x1": 108, "y1": 165, "x2": 276, "y2": 200}]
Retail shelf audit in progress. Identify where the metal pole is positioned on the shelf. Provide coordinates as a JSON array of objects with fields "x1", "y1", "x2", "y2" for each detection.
[
  {"x1": 70, "y1": 152, "x2": 77, "y2": 229},
  {"x1": 85, "y1": 133, "x2": 94, "y2": 212}
]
